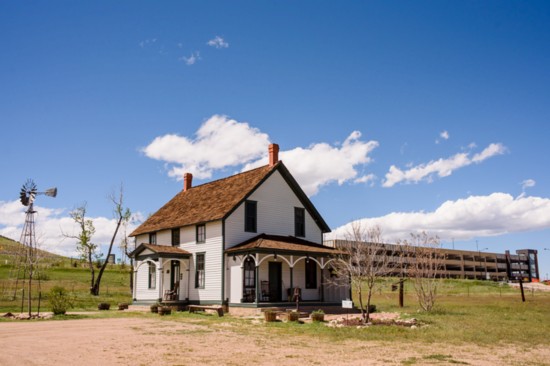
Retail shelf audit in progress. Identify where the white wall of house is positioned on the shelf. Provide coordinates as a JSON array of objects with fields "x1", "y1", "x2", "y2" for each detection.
[
  {"x1": 135, "y1": 260, "x2": 161, "y2": 301},
  {"x1": 225, "y1": 170, "x2": 323, "y2": 248},
  {"x1": 178, "y1": 221, "x2": 223, "y2": 303}
]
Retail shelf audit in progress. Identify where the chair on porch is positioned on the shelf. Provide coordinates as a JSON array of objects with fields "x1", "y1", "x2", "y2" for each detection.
[
  {"x1": 260, "y1": 281, "x2": 270, "y2": 301},
  {"x1": 163, "y1": 280, "x2": 180, "y2": 301}
]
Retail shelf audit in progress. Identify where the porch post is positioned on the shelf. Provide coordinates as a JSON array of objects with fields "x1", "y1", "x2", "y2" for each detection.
[
  {"x1": 320, "y1": 268, "x2": 324, "y2": 302},
  {"x1": 132, "y1": 264, "x2": 137, "y2": 301},
  {"x1": 255, "y1": 264, "x2": 260, "y2": 304},
  {"x1": 289, "y1": 255, "x2": 294, "y2": 300},
  {"x1": 158, "y1": 258, "x2": 164, "y2": 301},
  {"x1": 289, "y1": 266, "x2": 294, "y2": 300},
  {"x1": 241, "y1": 262, "x2": 246, "y2": 303}
]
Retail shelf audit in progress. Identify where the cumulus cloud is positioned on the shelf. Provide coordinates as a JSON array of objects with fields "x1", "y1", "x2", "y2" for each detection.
[
  {"x1": 0, "y1": 200, "x2": 139, "y2": 258},
  {"x1": 207, "y1": 36, "x2": 229, "y2": 49},
  {"x1": 143, "y1": 116, "x2": 379, "y2": 196},
  {"x1": 328, "y1": 193, "x2": 550, "y2": 242},
  {"x1": 354, "y1": 174, "x2": 376, "y2": 186},
  {"x1": 179, "y1": 51, "x2": 200, "y2": 65},
  {"x1": 143, "y1": 115, "x2": 270, "y2": 180},
  {"x1": 383, "y1": 143, "x2": 507, "y2": 187},
  {"x1": 242, "y1": 131, "x2": 379, "y2": 196}
]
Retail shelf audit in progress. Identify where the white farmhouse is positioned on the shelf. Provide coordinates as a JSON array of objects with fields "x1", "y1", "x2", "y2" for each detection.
[{"x1": 130, "y1": 144, "x2": 348, "y2": 308}]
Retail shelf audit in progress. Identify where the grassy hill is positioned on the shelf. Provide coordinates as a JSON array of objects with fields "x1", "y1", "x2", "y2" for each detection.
[{"x1": 0, "y1": 235, "x2": 132, "y2": 312}]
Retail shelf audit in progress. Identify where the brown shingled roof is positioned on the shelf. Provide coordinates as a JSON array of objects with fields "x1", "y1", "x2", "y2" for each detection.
[
  {"x1": 225, "y1": 234, "x2": 341, "y2": 256},
  {"x1": 130, "y1": 164, "x2": 276, "y2": 236}
]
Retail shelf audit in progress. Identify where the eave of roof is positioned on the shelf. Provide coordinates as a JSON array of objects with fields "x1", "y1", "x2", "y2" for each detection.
[
  {"x1": 225, "y1": 234, "x2": 342, "y2": 256},
  {"x1": 129, "y1": 243, "x2": 192, "y2": 259}
]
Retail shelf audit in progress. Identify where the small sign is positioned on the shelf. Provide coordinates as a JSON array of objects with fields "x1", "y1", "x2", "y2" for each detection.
[{"x1": 342, "y1": 300, "x2": 353, "y2": 309}]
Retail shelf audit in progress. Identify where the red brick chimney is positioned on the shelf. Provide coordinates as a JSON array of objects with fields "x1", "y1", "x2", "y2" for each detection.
[
  {"x1": 269, "y1": 143, "x2": 279, "y2": 167},
  {"x1": 183, "y1": 173, "x2": 193, "y2": 191}
]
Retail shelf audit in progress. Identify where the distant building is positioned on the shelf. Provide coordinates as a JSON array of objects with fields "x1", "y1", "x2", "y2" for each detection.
[
  {"x1": 324, "y1": 240, "x2": 539, "y2": 282},
  {"x1": 107, "y1": 254, "x2": 116, "y2": 264}
]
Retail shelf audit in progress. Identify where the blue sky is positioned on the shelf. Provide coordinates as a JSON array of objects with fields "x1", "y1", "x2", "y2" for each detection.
[{"x1": 1, "y1": 1, "x2": 550, "y2": 278}]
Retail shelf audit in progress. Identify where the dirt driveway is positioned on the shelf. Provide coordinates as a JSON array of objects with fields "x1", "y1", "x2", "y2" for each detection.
[{"x1": 0, "y1": 317, "x2": 548, "y2": 366}]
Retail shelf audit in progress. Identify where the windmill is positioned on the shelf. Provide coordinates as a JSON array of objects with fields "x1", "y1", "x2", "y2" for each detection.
[{"x1": 3, "y1": 179, "x2": 57, "y2": 316}]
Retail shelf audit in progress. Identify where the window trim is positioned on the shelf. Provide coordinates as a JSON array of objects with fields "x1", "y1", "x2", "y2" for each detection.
[
  {"x1": 294, "y1": 207, "x2": 305, "y2": 237},
  {"x1": 195, "y1": 253, "x2": 205, "y2": 289},
  {"x1": 244, "y1": 200, "x2": 257, "y2": 233},
  {"x1": 305, "y1": 259, "x2": 317, "y2": 289},
  {"x1": 196, "y1": 224, "x2": 206, "y2": 244},
  {"x1": 171, "y1": 228, "x2": 180, "y2": 247},
  {"x1": 149, "y1": 232, "x2": 157, "y2": 245}
]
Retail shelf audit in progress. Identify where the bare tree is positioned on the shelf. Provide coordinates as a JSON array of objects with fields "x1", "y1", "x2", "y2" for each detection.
[
  {"x1": 90, "y1": 185, "x2": 131, "y2": 296},
  {"x1": 329, "y1": 223, "x2": 395, "y2": 324},
  {"x1": 64, "y1": 203, "x2": 99, "y2": 290},
  {"x1": 400, "y1": 232, "x2": 444, "y2": 311},
  {"x1": 119, "y1": 218, "x2": 135, "y2": 294}
]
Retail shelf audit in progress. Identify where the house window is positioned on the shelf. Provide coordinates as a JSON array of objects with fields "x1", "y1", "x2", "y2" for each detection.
[
  {"x1": 295, "y1": 207, "x2": 305, "y2": 237},
  {"x1": 243, "y1": 258, "x2": 255, "y2": 288},
  {"x1": 148, "y1": 262, "x2": 156, "y2": 289},
  {"x1": 305, "y1": 259, "x2": 317, "y2": 289},
  {"x1": 171, "y1": 228, "x2": 180, "y2": 246},
  {"x1": 149, "y1": 232, "x2": 157, "y2": 245},
  {"x1": 195, "y1": 253, "x2": 205, "y2": 288},
  {"x1": 245, "y1": 200, "x2": 257, "y2": 233},
  {"x1": 196, "y1": 224, "x2": 206, "y2": 243}
]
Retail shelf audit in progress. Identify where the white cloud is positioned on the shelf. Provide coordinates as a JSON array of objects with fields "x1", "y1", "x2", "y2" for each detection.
[
  {"x1": 207, "y1": 36, "x2": 229, "y2": 49},
  {"x1": 328, "y1": 192, "x2": 550, "y2": 242},
  {"x1": 436, "y1": 130, "x2": 450, "y2": 144},
  {"x1": 521, "y1": 179, "x2": 536, "y2": 190},
  {"x1": 0, "y1": 200, "x2": 139, "y2": 258},
  {"x1": 383, "y1": 143, "x2": 506, "y2": 187},
  {"x1": 243, "y1": 131, "x2": 379, "y2": 196},
  {"x1": 139, "y1": 38, "x2": 157, "y2": 48},
  {"x1": 179, "y1": 51, "x2": 200, "y2": 65},
  {"x1": 354, "y1": 174, "x2": 376, "y2": 185},
  {"x1": 143, "y1": 116, "x2": 379, "y2": 196},
  {"x1": 143, "y1": 115, "x2": 270, "y2": 180}
]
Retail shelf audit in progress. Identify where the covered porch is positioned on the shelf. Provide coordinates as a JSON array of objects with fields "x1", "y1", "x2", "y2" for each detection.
[
  {"x1": 130, "y1": 243, "x2": 192, "y2": 304},
  {"x1": 225, "y1": 235, "x2": 349, "y2": 307}
]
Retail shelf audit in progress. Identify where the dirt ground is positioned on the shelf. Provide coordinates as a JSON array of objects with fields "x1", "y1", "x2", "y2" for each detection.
[{"x1": 1, "y1": 316, "x2": 548, "y2": 366}]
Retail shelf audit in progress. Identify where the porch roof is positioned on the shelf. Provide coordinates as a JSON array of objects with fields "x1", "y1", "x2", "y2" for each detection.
[
  {"x1": 129, "y1": 243, "x2": 192, "y2": 260},
  {"x1": 225, "y1": 234, "x2": 342, "y2": 256}
]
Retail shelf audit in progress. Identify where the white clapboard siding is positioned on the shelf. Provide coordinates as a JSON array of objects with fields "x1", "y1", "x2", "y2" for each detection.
[
  {"x1": 135, "y1": 261, "x2": 160, "y2": 301},
  {"x1": 179, "y1": 220, "x2": 223, "y2": 302},
  {"x1": 225, "y1": 170, "x2": 323, "y2": 248}
]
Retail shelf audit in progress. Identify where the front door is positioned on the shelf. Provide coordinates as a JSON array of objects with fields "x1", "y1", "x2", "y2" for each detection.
[{"x1": 268, "y1": 262, "x2": 282, "y2": 302}]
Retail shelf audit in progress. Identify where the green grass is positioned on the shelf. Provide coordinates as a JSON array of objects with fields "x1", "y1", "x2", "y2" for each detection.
[{"x1": 0, "y1": 235, "x2": 132, "y2": 312}]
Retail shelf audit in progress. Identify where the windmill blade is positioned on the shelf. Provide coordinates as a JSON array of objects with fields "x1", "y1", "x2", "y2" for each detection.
[{"x1": 20, "y1": 187, "x2": 29, "y2": 206}]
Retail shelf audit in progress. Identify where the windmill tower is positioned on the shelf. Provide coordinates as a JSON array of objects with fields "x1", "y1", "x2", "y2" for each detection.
[{"x1": 3, "y1": 179, "x2": 56, "y2": 315}]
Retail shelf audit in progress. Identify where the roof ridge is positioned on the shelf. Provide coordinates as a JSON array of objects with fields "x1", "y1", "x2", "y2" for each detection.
[{"x1": 186, "y1": 163, "x2": 277, "y2": 191}]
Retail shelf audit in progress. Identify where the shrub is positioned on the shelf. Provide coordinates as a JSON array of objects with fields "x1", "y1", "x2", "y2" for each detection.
[{"x1": 49, "y1": 286, "x2": 74, "y2": 315}]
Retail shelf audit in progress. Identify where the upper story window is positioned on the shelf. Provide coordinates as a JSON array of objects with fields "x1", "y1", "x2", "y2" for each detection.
[
  {"x1": 196, "y1": 224, "x2": 206, "y2": 243},
  {"x1": 295, "y1": 207, "x2": 305, "y2": 237},
  {"x1": 149, "y1": 232, "x2": 157, "y2": 245},
  {"x1": 171, "y1": 228, "x2": 180, "y2": 246},
  {"x1": 245, "y1": 200, "x2": 257, "y2": 233}
]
